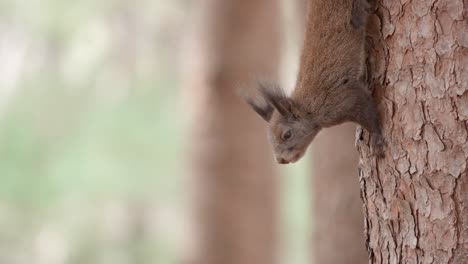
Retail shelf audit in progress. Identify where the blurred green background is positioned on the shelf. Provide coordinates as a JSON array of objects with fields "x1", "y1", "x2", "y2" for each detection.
[{"x1": 0, "y1": 1, "x2": 310, "y2": 263}]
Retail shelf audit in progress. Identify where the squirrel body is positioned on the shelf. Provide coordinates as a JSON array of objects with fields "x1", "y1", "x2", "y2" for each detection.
[{"x1": 244, "y1": 0, "x2": 384, "y2": 164}]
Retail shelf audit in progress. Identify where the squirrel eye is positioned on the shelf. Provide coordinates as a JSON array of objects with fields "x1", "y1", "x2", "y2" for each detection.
[{"x1": 282, "y1": 130, "x2": 292, "y2": 141}]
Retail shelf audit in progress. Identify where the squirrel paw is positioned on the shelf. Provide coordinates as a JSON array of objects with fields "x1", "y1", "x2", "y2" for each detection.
[{"x1": 371, "y1": 133, "x2": 386, "y2": 158}]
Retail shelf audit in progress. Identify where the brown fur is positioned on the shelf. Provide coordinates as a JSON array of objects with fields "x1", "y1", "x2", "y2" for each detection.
[{"x1": 244, "y1": 0, "x2": 384, "y2": 164}]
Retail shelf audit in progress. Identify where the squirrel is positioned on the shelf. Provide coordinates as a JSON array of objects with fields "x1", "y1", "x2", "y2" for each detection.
[{"x1": 243, "y1": 0, "x2": 384, "y2": 164}]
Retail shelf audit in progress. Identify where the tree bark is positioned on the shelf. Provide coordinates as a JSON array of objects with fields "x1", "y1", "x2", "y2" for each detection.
[
  {"x1": 358, "y1": 0, "x2": 468, "y2": 263},
  {"x1": 185, "y1": 1, "x2": 281, "y2": 264},
  {"x1": 311, "y1": 124, "x2": 368, "y2": 264}
]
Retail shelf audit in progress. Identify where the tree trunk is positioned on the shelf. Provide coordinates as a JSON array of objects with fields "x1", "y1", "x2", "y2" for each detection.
[
  {"x1": 185, "y1": 1, "x2": 281, "y2": 264},
  {"x1": 358, "y1": 0, "x2": 468, "y2": 263},
  {"x1": 311, "y1": 124, "x2": 368, "y2": 264}
]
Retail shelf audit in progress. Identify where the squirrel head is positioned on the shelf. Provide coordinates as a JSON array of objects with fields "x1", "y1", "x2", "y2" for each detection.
[{"x1": 243, "y1": 82, "x2": 322, "y2": 164}]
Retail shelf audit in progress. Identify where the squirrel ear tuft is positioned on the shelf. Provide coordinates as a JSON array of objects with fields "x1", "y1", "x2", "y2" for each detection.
[
  {"x1": 241, "y1": 93, "x2": 274, "y2": 122},
  {"x1": 257, "y1": 82, "x2": 298, "y2": 117},
  {"x1": 276, "y1": 98, "x2": 296, "y2": 116}
]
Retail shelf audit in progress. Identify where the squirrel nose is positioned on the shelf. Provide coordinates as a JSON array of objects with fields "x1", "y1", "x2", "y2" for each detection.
[{"x1": 277, "y1": 157, "x2": 289, "y2": 164}]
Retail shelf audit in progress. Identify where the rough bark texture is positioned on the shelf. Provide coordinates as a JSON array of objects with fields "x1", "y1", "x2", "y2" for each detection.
[
  {"x1": 312, "y1": 124, "x2": 368, "y2": 264},
  {"x1": 185, "y1": 1, "x2": 281, "y2": 264},
  {"x1": 357, "y1": 0, "x2": 468, "y2": 263}
]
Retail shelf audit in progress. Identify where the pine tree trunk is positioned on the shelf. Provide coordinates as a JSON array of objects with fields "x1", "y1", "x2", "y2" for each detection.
[
  {"x1": 358, "y1": 0, "x2": 468, "y2": 263},
  {"x1": 185, "y1": 1, "x2": 281, "y2": 264},
  {"x1": 311, "y1": 124, "x2": 368, "y2": 264}
]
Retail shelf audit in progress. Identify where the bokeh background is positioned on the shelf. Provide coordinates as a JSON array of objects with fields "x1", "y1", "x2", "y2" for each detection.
[{"x1": 0, "y1": 1, "x2": 312, "y2": 263}]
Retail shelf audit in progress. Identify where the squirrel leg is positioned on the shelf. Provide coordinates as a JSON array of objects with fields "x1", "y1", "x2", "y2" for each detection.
[{"x1": 348, "y1": 84, "x2": 385, "y2": 157}]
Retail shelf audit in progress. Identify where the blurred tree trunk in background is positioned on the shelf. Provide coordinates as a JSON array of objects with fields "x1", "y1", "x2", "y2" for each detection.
[
  {"x1": 185, "y1": 1, "x2": 281, "y2": 264},
  {"x1": 357, "y1": 0, "x2": 467, "y2": 263},
  {"x1": 311, "y1": 124, "x2": 368, "y2": 264},
  {"x1": 295, "y1": 0, "x2": 368, "y2": 263}
]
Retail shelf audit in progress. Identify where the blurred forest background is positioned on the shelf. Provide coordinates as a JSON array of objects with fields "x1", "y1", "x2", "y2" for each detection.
[{"x1": 0, "y1": 1, "x2": 311, "y2": 264}]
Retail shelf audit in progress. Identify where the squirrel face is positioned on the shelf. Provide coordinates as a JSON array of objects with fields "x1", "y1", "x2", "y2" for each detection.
[
  {"x1": 243, "y1": 82, "x2": 321, "y2": 164},
  {"x1": 267, "y1": 111, "x2": 320, "y2": 164}
]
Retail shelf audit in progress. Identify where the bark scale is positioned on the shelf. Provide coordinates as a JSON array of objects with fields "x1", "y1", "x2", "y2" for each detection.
[{"x1": 358, "y1": 0, "x2": 468, "y2": 263}]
